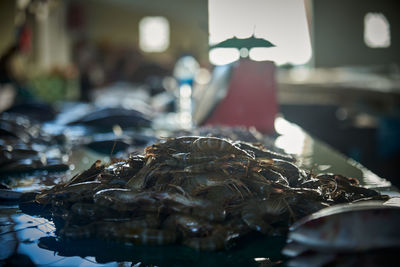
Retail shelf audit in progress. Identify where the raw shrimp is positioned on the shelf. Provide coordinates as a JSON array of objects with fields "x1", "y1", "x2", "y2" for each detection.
[
  {"x1": 183, "y1": 227, "x2": 239, "y2": 251},
  {"x1": 191, "y1": 137, "x2": 254, "y2": 158}
]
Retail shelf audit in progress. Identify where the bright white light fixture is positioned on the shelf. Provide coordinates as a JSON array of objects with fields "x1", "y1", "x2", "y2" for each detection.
[
  {"x1": 139, "y1": 16, "x2": 169, "y2": 52},
  {"x1": 208, "y1": 0, "x2": 312, "y2": 66},
  {"x1": 364, "y1": 13, "x2": 390, "y2": 48}
]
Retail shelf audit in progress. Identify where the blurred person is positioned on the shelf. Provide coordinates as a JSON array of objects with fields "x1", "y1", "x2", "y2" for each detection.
[
  {"x1": 0, "y1": 41, "x2": 34, "y2": 111},
  {"x1": 0, "y1": 22, "x2": 35, "y2": 106},
  {"x1": 73, "y1": 39, "x2": 98, "y2": 102},
  {"x1": 0, "y1": 44, "x2": 19, "y2": 85},
  {"x1": 0, "y1": 45, "x2": 19, "y2": 111}
]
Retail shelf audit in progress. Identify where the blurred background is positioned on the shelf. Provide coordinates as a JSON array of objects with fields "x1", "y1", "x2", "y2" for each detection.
[{"x1": 0, "y1": 0, "x2": 399, "y2": 187}]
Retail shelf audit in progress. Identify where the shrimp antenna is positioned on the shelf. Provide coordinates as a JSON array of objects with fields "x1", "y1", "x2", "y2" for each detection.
[
  {"x1": 110, "y1": 140, "x2": 117, "y2": 160},
  {"x1": 110, "y1": 124, "x2": 123, "y2": 161}
]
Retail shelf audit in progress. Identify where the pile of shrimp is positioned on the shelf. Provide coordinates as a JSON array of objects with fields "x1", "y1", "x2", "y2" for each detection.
[{"x1": 34, "y1": 136, "x2": 388, "y2": 251}]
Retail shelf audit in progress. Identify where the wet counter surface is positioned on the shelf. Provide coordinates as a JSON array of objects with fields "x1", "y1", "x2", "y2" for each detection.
[{"x1": 1, "y1": 118, "x2": 397, "y2": 267}]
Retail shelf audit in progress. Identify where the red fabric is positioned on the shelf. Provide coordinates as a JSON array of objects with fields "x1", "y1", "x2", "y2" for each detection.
[
  {"x1": 204, "y1": 59, "x2": 278, "y2": 134},
  {"x1": 18, "y1": 24, "x2": 32, "y2": 53}
]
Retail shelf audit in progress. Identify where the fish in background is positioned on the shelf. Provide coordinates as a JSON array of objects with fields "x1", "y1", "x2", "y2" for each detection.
[
  {"x1": 0, "y1": 113, "x2": 69, "y2": 175},
  {"x1": 4, "y1": 102, "x2": 57, "y2": 122},
  {"x1": 66, "y1": 107, "x2": 151, "y2": 130}
]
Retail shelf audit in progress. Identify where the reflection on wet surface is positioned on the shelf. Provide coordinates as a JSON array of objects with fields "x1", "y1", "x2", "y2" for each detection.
[
  {"x1": 274, "y1": 118, "x2": 393, "y2": 190},
  {"x1": 0, "y1": 205, "x2": 285, "y2": 266}
]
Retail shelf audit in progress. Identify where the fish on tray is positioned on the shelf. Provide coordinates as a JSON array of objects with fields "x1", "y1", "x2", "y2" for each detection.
[
  {"x1": 0, "y1": 113, "x2": 70, "y2": 175},
  {"x1": 4, "y1": 102, "x2": 57, "y2": 122},
  {"x1": 282, "y1": 200, "x2": 400, "y2": 266},
  {"x1": 82, "y1": 132, "x2": 156, "y2": 155},
  {"x1": 66, "y1": 107, "x2": 151, "y2": 130}
]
